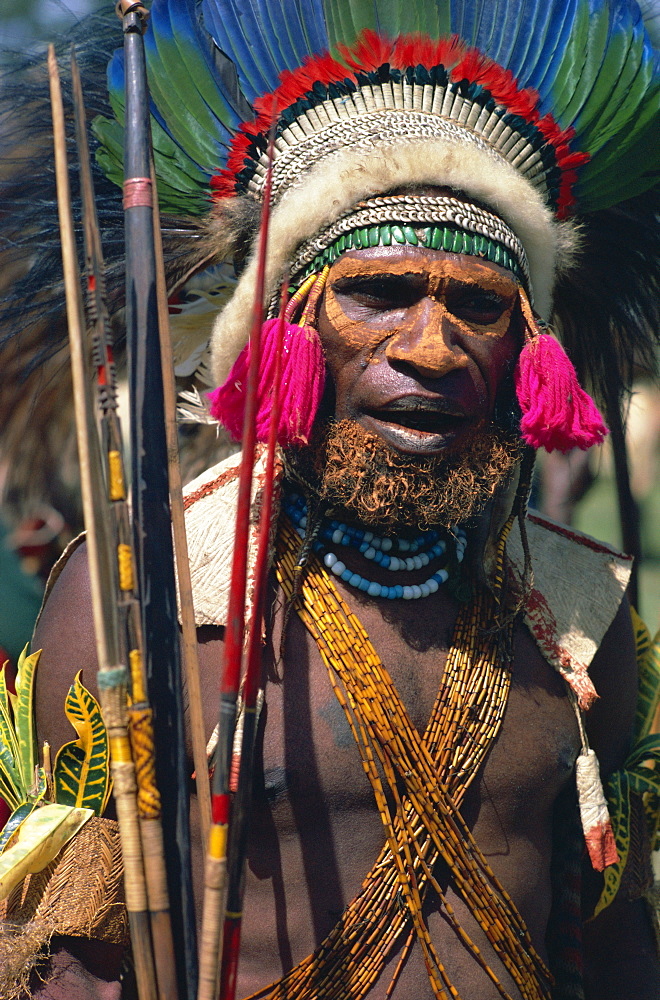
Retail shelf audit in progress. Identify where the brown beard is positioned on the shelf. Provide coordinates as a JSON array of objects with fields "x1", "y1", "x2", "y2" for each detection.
[{"x1": 287, "y1": 419, "x2": 521, "y2": 530}]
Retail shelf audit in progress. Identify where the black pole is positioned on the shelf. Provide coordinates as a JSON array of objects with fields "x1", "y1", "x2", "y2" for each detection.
[
  {"x1": 605, "y1": 387, "x2": 641, "y2": 609},
  {"x1": 122, "y1": 6, "x2": 198, "y2": 997}
]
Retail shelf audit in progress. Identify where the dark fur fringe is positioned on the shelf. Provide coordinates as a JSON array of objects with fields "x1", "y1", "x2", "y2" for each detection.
[
  {"x1": 553, "y1": 191, "x2": 660, "y2": 404},
  {"x1": 0, "y1": 15, "x2": 238, "y2": 526}
]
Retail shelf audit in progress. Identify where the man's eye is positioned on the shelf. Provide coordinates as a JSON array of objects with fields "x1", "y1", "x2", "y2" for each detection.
[
  {"x1": 449, "y1": 293, "x2": 507, "y2": 324},
  {"x1": 334, "y1": 278, "x2": 419, "y2": 309}
]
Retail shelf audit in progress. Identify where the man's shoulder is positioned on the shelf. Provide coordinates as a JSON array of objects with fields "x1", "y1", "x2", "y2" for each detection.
[
  {"x1": 183, "y1": 447, "x2": 271, "y2": 628},
  {"x1": 183, "y1": 450, "x2": 244, "y2": 509},
  {"x1": 510, "y1": 512, "x2": 633, "y2": 709}
]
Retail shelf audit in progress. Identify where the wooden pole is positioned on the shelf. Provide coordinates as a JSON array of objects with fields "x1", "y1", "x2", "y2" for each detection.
[
  {"x1": 118, "y1": 4, "x2": 197, "y2": 995},
  {"x1": 150, "y1": 161, "x2": 212, "y2": 849},
  {"x1": 49, "y1": 43, "x2": 158, "y2": 1000},
  {"x1": 69, "y1": 46, "x2": 181, "y2": 1000},
  {"x1": 219, "y1": 281, "x2": 287, "y2": 1000}
]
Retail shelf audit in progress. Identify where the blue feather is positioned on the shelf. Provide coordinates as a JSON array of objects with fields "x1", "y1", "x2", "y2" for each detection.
[
  {"x1": 167, "y1": 0, "x2": 244, "y2": 130},
  {"x1": 106, "y1": 46, "x2": 125, "y2": 119},
  {"x1": 464, "y1": 0, "x2": 510, "y2": 62},
  {"x1": 271, "y1": 0, "x2": 329, "y2": 64},
  {"x1": 497, "y1": 0, "x2": 557, "y2": 84},
  {"x1": 294, "y1": 0, "x2": 330, "y2": 53},
  {"x1": 526, "y1": 0, "x2": 578, "y2": 99},
  {"x1": 202, "y1": 0, "x2": 283, "y2": 102},
  {"x1": 449, "y1": 0, "x2": 481, "y2": 46},
  {"x1": 253, "y1": 0, "x2": 306, "y2": 70}
]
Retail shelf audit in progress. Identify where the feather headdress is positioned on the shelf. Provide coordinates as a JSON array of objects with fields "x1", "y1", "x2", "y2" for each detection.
[{"x1": 0, "y1": 0, "x2": 659, "y2": 506}]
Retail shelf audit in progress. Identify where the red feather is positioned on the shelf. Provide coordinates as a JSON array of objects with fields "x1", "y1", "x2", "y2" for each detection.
[
  {"x1": 209, "y1": 31, "x2": 587, "y2": 215},
  {"x1": 339, "y1": 29, "x2": 394, "y2": 73},
  {"x1": 389, "y1": 34, "x2": 465, "y2": 72}
]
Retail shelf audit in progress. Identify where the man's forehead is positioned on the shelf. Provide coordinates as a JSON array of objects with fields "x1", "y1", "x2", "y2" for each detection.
[{"x1": 327, "y1": 245, "x2": 522, "y2": 294}]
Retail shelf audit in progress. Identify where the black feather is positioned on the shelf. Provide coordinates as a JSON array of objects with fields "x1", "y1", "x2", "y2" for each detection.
[
  {"x1": 553, "y1": 189, "x2": 660, "y2": 404},
  {"x1": 0, "y1": 15, "x2": 224, "y2": 524}
]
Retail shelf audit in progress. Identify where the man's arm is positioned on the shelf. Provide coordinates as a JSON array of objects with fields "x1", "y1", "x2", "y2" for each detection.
[
  {"x1": 25, "y1": 544, "x2": 127, "y2": 999},
  {"x1": 582, "y1": 596, "x2": 660, "y2": 999}
]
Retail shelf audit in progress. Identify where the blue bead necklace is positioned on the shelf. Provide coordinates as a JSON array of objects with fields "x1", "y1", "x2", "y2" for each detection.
[{"x1": 283, "y1": 491, "x2": 466, "y2": 600}]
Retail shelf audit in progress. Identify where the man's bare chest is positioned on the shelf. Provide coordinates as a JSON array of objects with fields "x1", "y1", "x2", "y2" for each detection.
[{"x1": 255, "y1": 585, "x2": 580, "y2": 837}]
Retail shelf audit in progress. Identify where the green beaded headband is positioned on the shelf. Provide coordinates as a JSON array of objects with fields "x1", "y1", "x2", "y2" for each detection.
[
  {"x1": 290, "y1": 193, "x2": 530, "y2": 294},
  {"x1": 302, "y1": 224, "x2": 524, "y2": 285}
]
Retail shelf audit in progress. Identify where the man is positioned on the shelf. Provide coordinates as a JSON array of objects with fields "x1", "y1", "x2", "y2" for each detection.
[
  {"x1": 30, "y1": 219, "x2": 657, "y2": 1000},
  {"x1": 2, "y1": 1, "x2": 660, "y2": 998}
]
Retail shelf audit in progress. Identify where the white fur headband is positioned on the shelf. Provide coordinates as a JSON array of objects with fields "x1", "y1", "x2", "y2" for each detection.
[{"x1": 210, "y1": 134, "x2": 578, "y2": 387}]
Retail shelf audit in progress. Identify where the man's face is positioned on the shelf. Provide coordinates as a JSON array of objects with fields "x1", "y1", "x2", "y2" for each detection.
[{"x1": 316, "y1": 244, "x2": 523, "y2": 456}]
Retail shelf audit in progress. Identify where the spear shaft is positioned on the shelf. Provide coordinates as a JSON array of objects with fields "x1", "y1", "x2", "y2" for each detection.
[
  {"x1": 48, "y1": 44, "x2": 157, "y2": 1000},
  {"x1": 69, "y1": 46, "x2": 180, "y2": 1000},
  {"x1": 119, "y1": 4, "x2": 197, "y2": 996}
]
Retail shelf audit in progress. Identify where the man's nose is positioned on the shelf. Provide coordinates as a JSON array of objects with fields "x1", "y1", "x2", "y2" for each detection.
[{"x1": 384, "y1": 300, "x2": 468, "y2": 379}]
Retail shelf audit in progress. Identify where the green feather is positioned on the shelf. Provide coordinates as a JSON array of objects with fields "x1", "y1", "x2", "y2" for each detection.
[
  {"x1": 548, "y1": 1, "x2": 596, "y2": 128},
  {"x1": 92, "y1": 116, "x2": 211, "y2": 216},
  {"x1": 146, "y1": 37, "x2": 226, "y2": 171},
  {"x1": 574, "y1": 24, "x2": 633, "y2": 142},
  {"x1": 579, "y1": 97, "x2": 659, "y2": 211},
  {"x1": 559, "y1": 8, "x2": 612, "y2": 128}
]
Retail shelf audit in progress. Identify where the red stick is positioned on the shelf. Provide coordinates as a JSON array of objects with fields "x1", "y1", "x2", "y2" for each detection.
[
  {"x1": 218, "y1": 279, "x2": 288, "y2": 1000},
  {"x1": 197, "y1": 124, "x2": 277, "y2": 1000}
]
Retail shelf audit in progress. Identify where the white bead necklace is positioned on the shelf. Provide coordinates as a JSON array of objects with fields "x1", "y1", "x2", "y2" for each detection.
[{"x1": 284, "y1": 492, "x2": 466, "y2": 600}]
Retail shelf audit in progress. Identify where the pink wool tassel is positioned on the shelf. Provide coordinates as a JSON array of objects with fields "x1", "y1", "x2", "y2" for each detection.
[
  {"x1": 514, "y1": 333, "x2": 608, "y2": 453},
  {"x1": 208, "y1": 318, "x2": 326, "y2": 447}
]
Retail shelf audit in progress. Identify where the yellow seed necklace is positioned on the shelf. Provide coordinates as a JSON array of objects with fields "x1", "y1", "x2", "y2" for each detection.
[{"x1": 247, "y1": 517, "x2": 550, "y2": 1000}]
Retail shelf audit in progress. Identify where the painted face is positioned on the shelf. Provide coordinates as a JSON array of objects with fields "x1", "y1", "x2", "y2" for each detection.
[{"x1": 316, "y1": 244, "x2": 524, "y2": 456}]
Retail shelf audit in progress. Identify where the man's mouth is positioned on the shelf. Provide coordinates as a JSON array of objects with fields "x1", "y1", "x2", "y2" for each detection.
[{"x1": 361, "y1": 399, "x2": 471, "y2": 452}]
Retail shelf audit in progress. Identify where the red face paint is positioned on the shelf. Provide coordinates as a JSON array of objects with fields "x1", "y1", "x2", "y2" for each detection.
[{"x1": 317, "y1": 244, "x2": 523, "y2": 457}]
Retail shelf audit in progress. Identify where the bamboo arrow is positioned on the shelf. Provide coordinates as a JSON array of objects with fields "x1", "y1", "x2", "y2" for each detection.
[{"x1": 49, "y1": 43, "x2": 158, "y2": 1000}]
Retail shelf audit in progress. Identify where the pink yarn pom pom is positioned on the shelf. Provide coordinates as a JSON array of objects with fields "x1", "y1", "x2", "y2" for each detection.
[
  {"x1": 208, "y1": 318, "x2": 326, "y2": 446},
  {"x1": 514, "y1": 333, "x2": 608, "y2": 453}
]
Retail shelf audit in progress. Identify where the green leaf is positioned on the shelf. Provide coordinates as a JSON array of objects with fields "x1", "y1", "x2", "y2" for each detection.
[
  {"x1": 637, "y1": 627, "x2": 660, "y2": 743},
  {"x1": 12, "y1": 646, "x2": 41, "y2": 793},
  {"x1": 0, "y1": 802, "x2": 37, "y2": 853},
  {"x1": 593, "y1": 770, "x2": 630, "y2": 918},
  {"x1": 0, "y1": 804, "x2": 93, "y2": 901},
  {"x1": 53, "y1": 673, "x2": 110, "y2": 816},
  {"x1": 0, "y1": 748, "x2": 21, "y2": 813},
  {"x1": 0, "y1": 662, "x2": 20, "y2": 771}
]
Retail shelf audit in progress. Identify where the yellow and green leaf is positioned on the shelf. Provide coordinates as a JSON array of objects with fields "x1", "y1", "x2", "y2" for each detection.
[
  {"x1": 0, "y1": 801, "x2": 38, "y2": 853},
  {"x1": 0, "y1": 803, "x2": 92, "y2": 901},
  {"x1": 9, "y1": 646, "x2": 41, "y2": 793},
  {"x1": 593, "y1": 770, "x2": 631, "y2": 918},
  {"x1": 0, "y1": 745, "x2": 21, "y2": 813},
  {"x1": 53, "y1": 672, "x2": 110, "y2": 815},
  {"x1": 0, "y1": 662, "x2": 20, "y2": 771},
  {"x1": 638, "y1": 629, "x2": 660, "y2": 743},
  {"x1": 631, "y1": 608, "x2": 660, "y2": 742}
]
